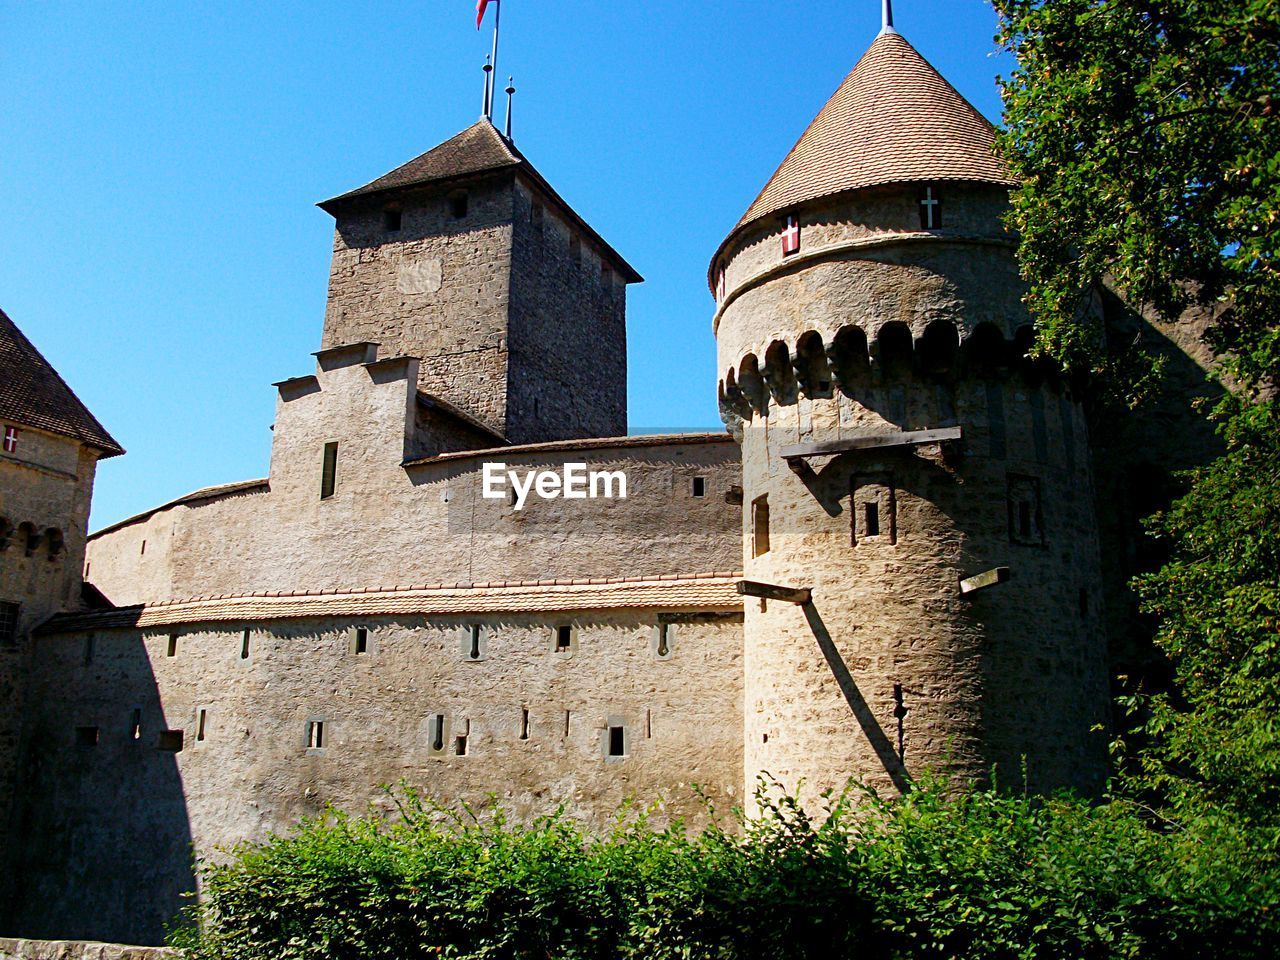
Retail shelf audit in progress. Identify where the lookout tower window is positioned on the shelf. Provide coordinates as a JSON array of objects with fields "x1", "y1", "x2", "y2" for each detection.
[
  {"x1": 752, "y1": 496, "x2": 770, "y2": 557},
  {"x1": 608, "y1": 725, "x2": 626, "y2": 758},
  {"x1": 0, "y1": 601, "x2": 19, "y2": 646},
  {"x1": 1007, "y1": 474, "x2": 1045, "y2": 545},
  {"x1": 383, "y1": 205, "x2": 402, "y2": 232},
  {"x1": 554, "y1": 624, "x2": 574, "y2": 654},
  {"x1": 919, "y1": 186, "x2": 943, "y2": 229},
  {"x1": 448, "y1": 190, "x2": 469, "y2": 219},
  {"x1": 320, "y1": 442, "x2": 339, "y2": 500},
  {"x1": 853, "y1": 475, "x2": 897, "y2": 545}
]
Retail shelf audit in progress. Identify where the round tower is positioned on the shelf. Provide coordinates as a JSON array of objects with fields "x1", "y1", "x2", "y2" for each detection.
[{"x1": 712, "y1": 22, "x2": 1110, "y2": 802}]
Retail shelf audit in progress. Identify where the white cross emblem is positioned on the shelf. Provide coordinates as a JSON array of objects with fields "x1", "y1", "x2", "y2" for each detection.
[{"x1": 920, "y1": 187, "x2": 940, "y2": 229}]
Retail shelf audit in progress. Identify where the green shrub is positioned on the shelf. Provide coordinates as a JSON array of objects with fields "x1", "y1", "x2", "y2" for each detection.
[{"x1": 170, "y1": 777, "x2": 1278, "y2": 960}]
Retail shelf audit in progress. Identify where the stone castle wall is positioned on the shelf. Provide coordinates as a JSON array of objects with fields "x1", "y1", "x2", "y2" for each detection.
[
  {"x1": 321, "y1": 175, "x2": 515, "y2": 432},
  {"x1": 84, "y1": 346, "x2": 740, "y2": 609},
  {"x1": 0, "y1": 429, "x2": 99, "y2": 915},
  {"x1": 12, "y1": 604, "x2": 744, "y2": 945},
  {"x1": 507, "y1": 181, "x2": 628, "y2": 442},
  {"x1": 715, "y1": 184, "x2": 1111, "y2": 803}
]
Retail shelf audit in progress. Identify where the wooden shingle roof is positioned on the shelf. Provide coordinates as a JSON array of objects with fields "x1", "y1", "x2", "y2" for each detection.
[
  {"x1": 0, "y1": 307, "x2": 123, "y2": 457},
  {"x1": 732, "y1": 31, "x2": 1012, "y2": 237}
]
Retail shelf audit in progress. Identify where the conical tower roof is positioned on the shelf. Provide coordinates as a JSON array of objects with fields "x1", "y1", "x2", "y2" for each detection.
[
  {"x1": 0, "y1": 307, "x2": 123, "y2": 456},
  {"x1": 732, "y1": 30, "x2": 1013, "y2": 236}
]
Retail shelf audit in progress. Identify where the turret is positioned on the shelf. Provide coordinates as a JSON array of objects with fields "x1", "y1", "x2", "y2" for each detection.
[{"x1": 712, "y1": 24, "x2": 1110, "y2": 801}]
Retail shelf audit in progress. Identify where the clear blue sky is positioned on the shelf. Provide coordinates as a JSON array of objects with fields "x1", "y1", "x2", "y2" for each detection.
[{"x1": 0, "y1": 1, "x2": 1013, "y2": 529}]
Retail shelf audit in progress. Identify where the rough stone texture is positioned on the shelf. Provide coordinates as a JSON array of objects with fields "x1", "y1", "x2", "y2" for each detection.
[
  {"x1": 321, "y1": 170, "x2": 630, "y2": 445},
  {"x1": 716, "y1": 183, "x2": 1111, "y2": 805},
  {"x1": 0, "y1": 427, "x2": 100, "y2": 915},
  {"x1": 0, "y1": 939, "x2": 171, "y2": 960},
  {"x1": 83, "y1": 347, "x2": 739, "y2": 607},
  {"x1": 13, "y1": 609, "x2": 743, "y2": 945}
]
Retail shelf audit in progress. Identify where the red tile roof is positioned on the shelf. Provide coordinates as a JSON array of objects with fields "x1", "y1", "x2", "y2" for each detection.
[
  {"x1": 728, "y1": 31, "x2": 1013, "y2": 242},
  {"x1": 0, "y1": 307, "x2": 123, "y2": 456}
]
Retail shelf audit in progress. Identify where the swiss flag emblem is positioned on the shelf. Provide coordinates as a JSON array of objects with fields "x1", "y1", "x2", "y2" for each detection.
[{"x1": 782, "y1": 214, "x2": 800, "y2": 256}]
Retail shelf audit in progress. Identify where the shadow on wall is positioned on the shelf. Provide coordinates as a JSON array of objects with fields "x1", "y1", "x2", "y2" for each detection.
[
  {"x1": 801, "y1": 601, "x2": 913, "y2": 795},
  {"x1": 7, "y1": 630, "x2": 195, "y2": 947}
]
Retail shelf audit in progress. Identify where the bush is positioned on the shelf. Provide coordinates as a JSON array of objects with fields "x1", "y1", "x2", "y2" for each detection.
[{"x1": 171, "y1": 778, "x2": 1279, "y2": 960}]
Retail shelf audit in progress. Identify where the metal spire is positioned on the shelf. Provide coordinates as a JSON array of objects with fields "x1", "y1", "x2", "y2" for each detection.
[
  {"x1": 503, "y1": 77, "x2": 516, "y2": 140},
  {"x1": 880, "y1": 0, "x2": 898, "y2": 35},
  {"x1": 481, "y1": 55, "x2": 493, "y2": 118}
]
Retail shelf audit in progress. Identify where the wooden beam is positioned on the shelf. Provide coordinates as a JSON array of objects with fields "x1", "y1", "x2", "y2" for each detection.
[
  {"x1": 959, "y1": 566, "x2": 1011, "y2": 595},
  {"x1": 736, "y1": 580, "x2": 812, "y2": 604},
  {"x1": 780, "y1": 426, "x2": 962, "y2": 461}
]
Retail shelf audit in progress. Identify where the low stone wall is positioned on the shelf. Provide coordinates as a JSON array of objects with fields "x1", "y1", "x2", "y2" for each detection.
[{"x1": 0, "y1": 940, "x2": 172, "y2": 960}]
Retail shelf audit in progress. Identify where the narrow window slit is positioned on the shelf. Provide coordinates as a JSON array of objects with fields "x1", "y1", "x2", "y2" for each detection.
[
  {"x1": 240, "y1": 629, "x2": 251, "y2": 660},
  {"x1": 130, "y1": 708, "x2": 142, "y2": 741},
  {"x1": 865, "y1": 502, "x2": 880, "y2": 537},
  {"x1": 306, "y1": 720, "x2": 324, "y2": 749},
  {"x1": 520, "y1": 707, "x2": 529, "y2": 741},
  {"x1": 197, "y1": 708, "x2": 207, "y2": 742},
  {"x1": 354, "y1": 626, "x2": 368, "y2": 655},
  {"x1": 608, "y1": 725, "x2": 625, "y2": 757},
  {"x1": 469, "y1": 624, "x2": 481, "y2": 660}
]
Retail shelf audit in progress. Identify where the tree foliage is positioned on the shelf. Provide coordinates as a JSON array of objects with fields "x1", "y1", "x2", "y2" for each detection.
[
  {"x1": 994, "y1": 0, "x2": 1280, "y2": 832},
  {"x1": 171, "y1": 781, "x2": 1279, "y2": 960},
  {"x1": 994, "y1": 0, "x2": 1280, "y2": 387}
]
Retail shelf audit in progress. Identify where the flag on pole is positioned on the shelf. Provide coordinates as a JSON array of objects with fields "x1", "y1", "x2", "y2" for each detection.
[{"x1": 476, "y1": 0, "x2": 491, "y2": 28}]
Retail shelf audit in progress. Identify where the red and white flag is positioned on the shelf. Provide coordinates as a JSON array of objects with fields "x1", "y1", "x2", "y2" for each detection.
[
  {"x1": 476, "y1": 0, "x2": 492, "y2": 28},
  {"x1": 782, "y1": 214, "x2": 801, "y2": 256}
]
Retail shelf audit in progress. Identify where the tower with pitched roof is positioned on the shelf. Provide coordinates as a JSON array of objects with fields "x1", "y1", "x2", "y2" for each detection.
[
  {"x1": 318, "y1": 119, "x2": 641, "y2": 446},
  {"x1": 712, "y1": 15, "x2": 1111, "y2": 800}
]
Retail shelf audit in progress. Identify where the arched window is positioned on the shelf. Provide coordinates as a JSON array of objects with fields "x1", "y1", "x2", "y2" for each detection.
[
  {"x1": 764, "y1": 340, "x2": 797, "y2": 404},
  {"x1": 0, "y1": 517, "x2": 13, "y2": 552},
  {"x1": 919, "y1": 320, "x2": 960, "y2": 378},
  {"x1": 794, "y1": 331, "x2": 832, "y2": 397},
  {"x1": 18, "y1": 522, "x2": 40, "y2": 557},
  {"x1": 962, "y1": 323, "x2": 1008, "y2": 378},
  {"x1": 829, "y1": 326, "x2": 870, "y2": 390},
  {"x1": 875, "y1": 322, "x2": 914, "y2": 380}
]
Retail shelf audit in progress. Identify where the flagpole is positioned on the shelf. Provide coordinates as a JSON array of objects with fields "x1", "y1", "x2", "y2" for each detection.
[{"x1": 487, "y1": 0, "x2": 502, "y2": 118}]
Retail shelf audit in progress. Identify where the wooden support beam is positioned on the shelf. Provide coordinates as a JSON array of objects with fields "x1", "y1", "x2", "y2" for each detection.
[
  {"x1": 959, "y1": 566, "x2": 1011, "y2": 595},
  {"x1": 736, "y1": 580, "x2": 812, "y2": 604},
  {"x1": 780, "y1": 426, "x2": 962, "y2": 461}
]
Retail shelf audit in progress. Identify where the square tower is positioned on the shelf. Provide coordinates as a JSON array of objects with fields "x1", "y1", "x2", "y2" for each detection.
[{"x1": 318, "y1": 120, "x2": 640, "y2": 445}]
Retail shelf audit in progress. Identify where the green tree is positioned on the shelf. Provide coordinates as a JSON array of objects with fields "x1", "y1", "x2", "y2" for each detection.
[{"x1": 994, "y1": 0, "x2": 1280, "y2": 836}]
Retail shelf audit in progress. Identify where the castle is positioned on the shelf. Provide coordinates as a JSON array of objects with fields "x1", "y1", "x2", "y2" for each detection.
[{"x1": 0, "y1": 13, "x2": 1223, "y2": 949}]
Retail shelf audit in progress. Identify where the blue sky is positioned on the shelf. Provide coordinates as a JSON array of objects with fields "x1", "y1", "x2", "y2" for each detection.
[{"x1": 0, "y1": 1, "x2": 1013, "y2": 529}]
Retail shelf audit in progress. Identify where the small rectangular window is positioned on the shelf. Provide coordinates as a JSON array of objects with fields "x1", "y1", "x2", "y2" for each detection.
[
  {"x1": 864, "y1": 502, "x2": 880, "y2": 537},
  {"x1": 752, "y1": 496, "x2": 770, "y2": 557},
  {"x1": 555, "y1": 624, "x2": 572, "y2": 652},
  {"x1": 167, "y1": 633, "x2": 178, "y2": 658},
  {"x1": 1007, "y1": 474, "x2": 1044, "y2": 545},
  {"x1": 454, "y1": 735, "x2": 468, "y2": 756},
  {"x1": 569, "y1": 235, "x2": 582, "y2": 264},
  {"x1": 531, "y1": 202, "x2": 544, "y2": 230},
  {"x1": 157, "y1": 730, "x2": 184, "y2": 752},
  {"x1": 320, "y1": 442, "x2": 339, "y2": 500},
  {"x1": 354, "y1": 627, "x2": 368, "y2": 655},
  {"x1": 240, "y1": 629, "x2": 251, "y2": 660},
  {"x1": 83, "y1": 634, "x2": 95, "y2": 666},
  {"x1": 306, "y1": 720, "x2": 324, "y2": 749},
  {"x1": 430, "y1": 714, "x2": 446, "y2": 752},
  {"x1": 692, "y1": 476, "x2": 706, "y2": 498},
  {"x1": 197, "y1": 708, "x2": 207, "y2": 742},
  {"x1": 0, "y1": 601, "x2": 19, "y2": 646},
  {"x1": 608, "y1": 725, "x2": 625, "y2": 757},
  {"x1": 383, "y1": 206, "x2": 402, "y2": 232},
  {"x1": 75, "y1": 726, "x2": 99, "y2": 747},
  {"x1": 853, "y1": 474, "x2": 897, "y2": 545},
  {"x1": 520, "y1": 707, "x2": 530, "y2": 740},
  {"x1": 468, "y1": 624, "x2": 482, "y2": 660}
]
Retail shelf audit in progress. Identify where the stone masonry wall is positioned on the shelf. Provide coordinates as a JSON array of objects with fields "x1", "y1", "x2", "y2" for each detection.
[
  {"x1": 0, "y1": 429, "x2": 98, "y2": 919},
  {"x1": 321, "y1": 175, "x2": 515, "y2": 432},
  {"x1": 13, "y1": 607, "x2": 744, "y2": 945},
  {"x1": 84, "y1": 349, "x2": 740, "y2": 607},
  {"x1": 0, "y1": 939, "x2": 171, "y2": 960},
  {"x1": 715, "y1": 184, "x2": 1111, "y2": 805},
  {"x1": 506, "y1": 179, "x2": 628, "y2": 443}
]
